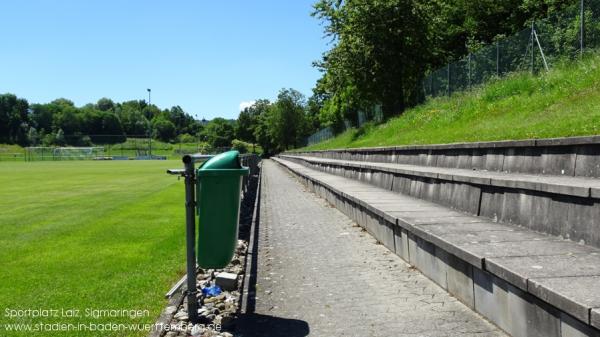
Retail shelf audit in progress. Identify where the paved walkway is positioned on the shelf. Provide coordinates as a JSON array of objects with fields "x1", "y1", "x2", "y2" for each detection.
[{"x1": 239, "y1": 160, "x2": 506, "y2": 337}]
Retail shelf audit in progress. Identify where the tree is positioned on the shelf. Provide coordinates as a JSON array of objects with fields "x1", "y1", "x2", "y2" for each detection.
[
  {"x1": 235, "y1": 99, "x2": 270, "y2": 144},
  {"x1": 30, "y1": 103, "x2": 56, "y2": 134},
  {"x1": 313, "y1": 0, "x2": 436, "y2": 120},
  {"x1": 201, "y1": 118, "x2": 235, "y2": 149},
  {"x1": 118, "y1": 104, "x2": 150, "y2": 136},
  {"x1": 27, "y1": 127, "x2": 39, "y2": 146},
  {"x1": 0, "y1": 93, "x2": 30, "y2": 145},
  {"x1": 100, "y1": 112, "x2": 126, "y2": 143},
  {"x1": 96, "y1": 97, "x2": 115, "y2": 112},
  {"x1": 236, "y1": 108, "x2": 257, "y2": 143},
  {"x1": 152, "y1": 117, "x2": 177, "y2": 142},
  {"x1": 55, "y1": 128, "x2": 66, "y2": 146},
  {"x1": 53, "y1": 105, "x2": 81, "y2": 136},
  {"x1": 253, "y1": 111, "x2": 275, "y2": 156},
  {"x1": 267, "y1": 88, "x2": 308, "y2": 151}
]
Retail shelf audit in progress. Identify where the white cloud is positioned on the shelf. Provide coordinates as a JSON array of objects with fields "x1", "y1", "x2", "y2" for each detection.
[{"x1": 239, "y1": 100, "x2": 256, "y2": 111}]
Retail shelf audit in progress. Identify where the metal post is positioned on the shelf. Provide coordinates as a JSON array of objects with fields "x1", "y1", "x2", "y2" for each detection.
[
  {"x1": 147, "y1": 89, "x2": 152, "y2": 157},
  {"x1": 430, "y1": 75, "x2": 433, "y2": 96},
  {"x1": 447, "y1": 64, "x2": 451, "y2": 96},
  {"x1": 531, "y1": 21, "x2": 535, "y2": 74},
  {"x1": 533, "y1": 27, "x2": 550, "y2": 72},
  {"x1": 468, "y1": 53, "x2": 471, "y2": 88},
  {"x1": 183, "y1": 155, "x2": 199, "y2": 323},
  {"x1": 496, "y1": 41, "x2": 500, "y2": 76},
  {"x1": 581, "y1": 0, "x2": 585, "y2": 56}
]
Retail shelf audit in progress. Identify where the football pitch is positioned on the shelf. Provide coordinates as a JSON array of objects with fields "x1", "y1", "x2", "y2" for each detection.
[{"x1": 0, "y1": 160, "x2": 187, "y2": 336}]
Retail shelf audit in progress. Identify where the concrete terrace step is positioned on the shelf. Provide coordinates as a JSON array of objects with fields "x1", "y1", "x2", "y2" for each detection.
[
  {"x1": 293, "y1": 135, "x2": 600, "y2": 178},
  {"x1": 282, "y1": 155, "x2": 600, "y2": 198},
  {"x1": 272, "y1": 157, "x2": 600, "y2": 337},
  {"x1": 281, "y1": 154, "x2": 600, "y2": 249}
]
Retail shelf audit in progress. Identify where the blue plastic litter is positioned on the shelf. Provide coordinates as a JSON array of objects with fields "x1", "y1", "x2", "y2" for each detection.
[{"x1": 202, "y1": 285, "x2": 222, "y2": 297}]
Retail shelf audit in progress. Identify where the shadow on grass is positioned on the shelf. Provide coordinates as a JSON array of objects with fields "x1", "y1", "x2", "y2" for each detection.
[{"x1": 351, "y1": 122, "x2": 375, "y2": 141}]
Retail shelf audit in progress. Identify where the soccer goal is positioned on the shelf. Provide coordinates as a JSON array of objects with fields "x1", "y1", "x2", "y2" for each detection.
[{"x1": 25, "y1": 147, "x2": 105, "y2": 161}]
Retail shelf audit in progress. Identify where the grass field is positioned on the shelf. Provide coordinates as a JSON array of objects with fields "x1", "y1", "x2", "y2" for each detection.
[
  {"x1": 300, "y1": 52, "x2": 600, "y2": 150},
  {"x1": 0, "y1": 160, "x2": 186, "y2": 336}
]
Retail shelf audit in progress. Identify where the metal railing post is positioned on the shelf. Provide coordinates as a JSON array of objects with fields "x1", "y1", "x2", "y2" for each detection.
[
  {"x1": 533, "y1": 27, "x2": 549, "y2": 72},
  {"x1": 468, "y1": 53, "x2": 472, "y2": 88},
  {"x1": 531, "y1": 21, "x2": 535, "y2": 74},
  {"x1": 447, "y1": 64, "x2": 451, "y2": 96},
  {"x1": 496, "y1": 41, "x2": 500, "y2": 76},
  {"x1": 182, "y1": 155, "x2": 199, "y2": 323}
]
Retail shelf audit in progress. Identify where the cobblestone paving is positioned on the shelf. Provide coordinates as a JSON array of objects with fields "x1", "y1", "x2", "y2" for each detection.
[{"x1": 241, "y1": 160, "x2": 507, "y2": 337}]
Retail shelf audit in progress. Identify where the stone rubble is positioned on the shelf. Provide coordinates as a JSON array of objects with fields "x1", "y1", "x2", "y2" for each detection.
[{"x1": 160, "y1": 239, "x2": 249, "y2": 337}]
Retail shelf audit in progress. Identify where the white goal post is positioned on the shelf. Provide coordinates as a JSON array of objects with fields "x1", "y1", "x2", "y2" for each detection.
[{"x1": 25, "y1": 147, "x2": 105, "y2": 161}]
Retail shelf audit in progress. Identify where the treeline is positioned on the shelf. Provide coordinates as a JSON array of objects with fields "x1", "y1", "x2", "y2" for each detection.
[
  {"x1": 234, "y1": 88, "x2": 318, "y2": 155},
  {"x1": 0, "y1": 90, "x2": 316, "y2": 154},
  {"x1": 0, "y1": 93, "x2": 201, "y2": 146}
]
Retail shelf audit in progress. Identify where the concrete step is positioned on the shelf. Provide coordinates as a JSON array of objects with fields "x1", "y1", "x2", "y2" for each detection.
[
  {"x1": 294, "y1": 135, "x2": 600, "y2": 178},
  {"x1": 272, "y1": 157, "x2": 600, "y2": 337},
  {"x1": 281, "y1": 154, "x2": 600, "y2": 249}
]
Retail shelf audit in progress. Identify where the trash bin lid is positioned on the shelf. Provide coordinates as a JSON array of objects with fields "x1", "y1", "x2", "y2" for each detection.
[{"x1": 197, "y1": 150, "x2": 249, "y2": 176}]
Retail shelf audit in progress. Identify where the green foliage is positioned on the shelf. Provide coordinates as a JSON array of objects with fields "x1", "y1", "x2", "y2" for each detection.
[
  {"x1": 0, "y1": 93, "x2": 29, "y2": 145},
  {"x1": 27, "y1": 127, "x2": 39, "y2": 146},
  {"x1": 312, "y1": 0, "x2": 436, "y2": 121},
  {"x1": 300, "y1": 52, "x2": 600, "y2": 150},
  {"x1": 200, "y1": 118, "x2": 235, "y2": 149},
  {"x1": 96, "y1": 97, "x2": 115, "y2": 111},
  {"x1": 268, "y1": 88, "x2": 308, "y2": 150},
  {"x1": 55, "y1": 128, "x2": 66, "y2": 146},
  {"x1": 310, "y1": 0, "x2": 579, "y2": 128},
  {"x1": 152, "y1": 117, "x2": 177, "y2": 142},
  {"x1": 253, "y1": 110, "x2": 275, "y2": 155},
  {"x1": 233, "y1": 89, "x2": 320, "y2": 155},
  {"x1": 178, "y1": 133, "x2": 196, "y2": 143},
  {"x1": 235, "y1": 100, "x2": 270, "y2": 143},
  {"x1": 0, "y1": 94, "x2": 203, "y2": 146},
  {"x1": 231, "y1": 139, "x2": 250, "y2": 154}
]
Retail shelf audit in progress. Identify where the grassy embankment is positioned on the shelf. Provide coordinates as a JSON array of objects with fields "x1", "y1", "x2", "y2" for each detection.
[{"x1": 301, "y1": 53, "x2": 600, "y2": 150}]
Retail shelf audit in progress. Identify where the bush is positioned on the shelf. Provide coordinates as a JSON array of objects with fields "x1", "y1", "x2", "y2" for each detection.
[
  {"x1": 178, "y1": 133, "x2": 196, "y2": 143},
  {"x1": 231, "y1": 139, "x2": 250, "y2": 154}
]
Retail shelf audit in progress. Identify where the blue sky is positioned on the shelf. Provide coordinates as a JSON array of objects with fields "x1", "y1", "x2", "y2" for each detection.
[{"x1": 1, "y1": 1, "x2": 329, "y2": 120}]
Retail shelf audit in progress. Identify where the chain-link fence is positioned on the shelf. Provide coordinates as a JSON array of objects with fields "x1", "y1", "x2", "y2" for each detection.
[
  {"x1": 304, "y1": 106, "x2": 384, "y2": 146},
  {"x1": 0, "y1": 135, "x2": 235, "y2": 162},
  {"x1": 304, "y1": 0, "x2": 600, "y2": 147},
  {"x1": 424, "y1": 0, "x2": 600, "y2": 98}
]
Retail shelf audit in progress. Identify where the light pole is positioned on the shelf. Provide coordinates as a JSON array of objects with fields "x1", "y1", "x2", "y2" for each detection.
[{"x1": 147, "y1": 88, "x2": 152, "y2": 157}]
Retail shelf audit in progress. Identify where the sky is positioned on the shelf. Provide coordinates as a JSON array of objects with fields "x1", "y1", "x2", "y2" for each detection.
[{"x1": 0, "y1": 0, "x2": 329, "y2": 120}]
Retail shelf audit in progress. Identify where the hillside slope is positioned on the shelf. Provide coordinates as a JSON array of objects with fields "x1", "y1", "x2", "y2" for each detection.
[{"x1": 301, "y1": 53, "x2": 600, "y2": 150}]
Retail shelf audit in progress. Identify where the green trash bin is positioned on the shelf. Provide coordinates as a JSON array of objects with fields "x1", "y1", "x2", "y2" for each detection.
[{"x1": 196, "y1": 151, "x2": 249, "y2": 268}]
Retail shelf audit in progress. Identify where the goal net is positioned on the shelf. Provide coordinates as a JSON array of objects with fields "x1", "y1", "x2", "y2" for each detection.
[{"x1": 26, "y1": 147, "x2": 105, "y2": 161}]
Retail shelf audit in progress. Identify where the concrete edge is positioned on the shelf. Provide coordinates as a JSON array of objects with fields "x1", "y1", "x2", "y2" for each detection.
[
  {"x1": 291, "y1": 135, "x2": 600, "y2": 154},
  {"x1": 281, "y1": 154, "x2": 593, "y2": 199},
  {"x1": 240, "y1": 162, "x2": 263, "y2": 314}
]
